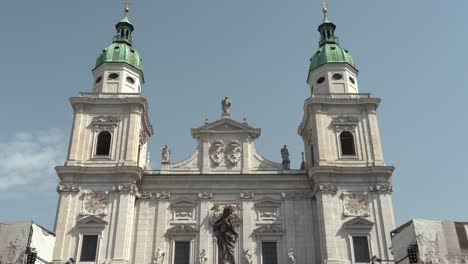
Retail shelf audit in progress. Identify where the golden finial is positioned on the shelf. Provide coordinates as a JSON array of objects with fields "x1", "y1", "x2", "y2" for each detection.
[
  {"x1": 322, "y1": 1, "x2": 328, "y2": 15},
  {"x1": 124, "y1": 1, "x2": 129, "y2": 14}
]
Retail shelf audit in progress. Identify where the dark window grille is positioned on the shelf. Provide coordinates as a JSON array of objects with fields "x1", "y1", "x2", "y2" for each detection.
[
  {"x1": 262, "y1": 242, "x2": 278, "y2": 264},
  {"x1": 340, "y1": 131, "x2": 356, "y2": 156},
  {"x1": 80, "y1": 235, "x2": 98, "y2": 262},
  {"x1": 96, "y1": 131, "x2": 111, "y2": 156},
  {"x1": 174, "y1": 241, "x2": 190, "y2": 264},
  {"x1": 353, "y1": 236, "x2": 370, "y2": 262}
]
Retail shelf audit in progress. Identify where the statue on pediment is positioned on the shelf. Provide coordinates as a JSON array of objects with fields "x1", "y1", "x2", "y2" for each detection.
[
  {"x1": 281, "y1": 145, "x2": 291, "y2": 170},
  {"x1": 161, "y1": 144, "x2": 171, "y2": 163},
  {"x1": 222, "y1": 97, "x2": 232, "y2": 116}
]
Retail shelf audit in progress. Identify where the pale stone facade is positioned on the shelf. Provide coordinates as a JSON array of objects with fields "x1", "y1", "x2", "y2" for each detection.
[{"x1": 51, "y1": 8, "x2": 396, "y2": 264}]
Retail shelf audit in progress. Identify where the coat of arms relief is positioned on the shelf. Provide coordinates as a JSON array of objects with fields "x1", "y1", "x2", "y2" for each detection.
[
  {"x1": 342, "y1": 192, "x2": 370, "y2": 217},
  {"x1": 209, "y1": 140, "x2": 242, "y2": 166}
]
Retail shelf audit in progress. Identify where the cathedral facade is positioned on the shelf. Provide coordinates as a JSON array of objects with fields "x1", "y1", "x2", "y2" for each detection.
[{"x1": 52, "y1": 6, "x2": 396, "y2": 264}]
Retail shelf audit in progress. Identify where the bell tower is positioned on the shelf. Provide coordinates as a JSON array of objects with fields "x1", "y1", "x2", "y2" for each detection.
[
  {"x1": 298, "y1": 4, "x2": 396, "y2": 263},
  {"x1": 52, "y1": 5, "x2": 153, "y2": 264}
]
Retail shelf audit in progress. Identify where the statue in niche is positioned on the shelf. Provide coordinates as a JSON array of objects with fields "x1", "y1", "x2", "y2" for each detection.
[
  {"x1": 222, "y1": 97, "x2": 232, "y2": 116},
  {"x1": 213, "y1": 205, "x2": 239, "y2": 264},
  {"x1": 281, "y1": 145, "x2": 291, "y2": 170},
  {"x1": 288, "y1": 248, "x2": 296, "y2": 264},
  {"x1": 161, "y1": 144, "x2": 171, "y2": 163}
]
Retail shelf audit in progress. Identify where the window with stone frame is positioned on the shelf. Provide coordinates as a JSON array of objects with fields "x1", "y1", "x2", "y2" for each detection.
[
  {"x1": 174, "y1": 241, "x2": 190, "y2": 264},
  {"x1": 80, "y1": 235, "x2": 98, "y2": 261},
  {"x1": 352, "y1": 236, "x2": 371, "y2": 262},
  {"x1": 340, "y1": 131, "x2": 356, "y2": 156},
  {"x1": 96, "y1": 131, "x2": 111, "y2": 156},
  {"x1": 262, "y1": 242, "x2": 278, "y2": 264}
]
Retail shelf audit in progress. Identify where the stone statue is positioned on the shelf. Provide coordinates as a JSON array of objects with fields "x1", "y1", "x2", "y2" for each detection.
[
  {"x1": 243, "y1": 249, "x2": 253, "y2": 264},
  {"x1": 288, "y1": 248, "x2": 296, "y2": 264},
  {"x1": 213, "y1": 205, "x2": 239, "y2": 264},
  {"x1": 281, "y1": 145, "x2": 291, "y2": 170},
  {"x1": 200, "y1": 249, "x2": 208, "y2": 264},
  {"x1": 153, "y1": 248, "x2": 165, "y2": 264},
  {"x1": 161, "y1": 145, "x2": 171, "y2": 163},
  {"x1": 222, "y1": 97, "x2": 232, "y2": 116}
]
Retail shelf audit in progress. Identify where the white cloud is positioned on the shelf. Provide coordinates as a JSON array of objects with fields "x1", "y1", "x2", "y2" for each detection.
[{"x1": 0, "y1": 129, "x2": 67, "y2": 190}]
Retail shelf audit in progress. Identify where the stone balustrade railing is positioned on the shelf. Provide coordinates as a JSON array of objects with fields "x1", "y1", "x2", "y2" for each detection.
[{"x1": 79, "y1": 92, "x2": 141, "y2": 98}]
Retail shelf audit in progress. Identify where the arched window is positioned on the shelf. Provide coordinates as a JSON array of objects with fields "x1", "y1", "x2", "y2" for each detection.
[
  {"x1": 340, "y1": 131, "x2": 356, "y2": 156},
  {"x1": 96, "y1": 131, "x2": 111, "y2": 156}
]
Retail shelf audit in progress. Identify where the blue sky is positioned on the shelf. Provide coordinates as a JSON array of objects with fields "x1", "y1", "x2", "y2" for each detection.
[{"x1": 1, "y1": 0, "x2": 467, "y2": 230}]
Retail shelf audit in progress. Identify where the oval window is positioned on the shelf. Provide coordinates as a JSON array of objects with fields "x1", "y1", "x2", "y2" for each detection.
[
  {"x1": 95, "y1": 76, "x2": 102, "y2": 84},
  {"x1": 108, "y1": 73, "x2": 119, "y2": 80},
  {"x1": 349, "y1": 77, "x2": 356, "y2": 84},
  {"x1": 126, "y1": 77, "x2": 135, "y2": 84},
  {"x1": 332, "y1": 73, "x2": 343, "y2": 80},
  {"x1": 317, "y1": 77, "x2": 325, "y2": 84}
]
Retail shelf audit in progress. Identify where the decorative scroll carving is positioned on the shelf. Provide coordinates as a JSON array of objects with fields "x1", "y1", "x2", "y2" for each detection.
[
  {"x1": 226, "y1": 141, "x2": 241, "y2": 165},
  {"x1": 253, "y1": 224, "x2": 283, "y2": 235},
  {"x1": 91, "y1": 115, "x2": 120, "y2": 131},
  {"x1": 153, "y1": 248, "x2": 165, "y2": 264},
  {"x1": 80, "y1": 192, "x2": 108, "y2": 216},
  {"x1": 240, "y1": 192, "x2": 255, "y2": 200},
  {"x1": 342, "y1": 192, "x2": 370, "y2": 217},
  {"x1": 137, "y1": 192, "x2": 154, "y2": 199},
  {"x1": 213, "y1": 205, "x2": 239, "y2": 264},
  {"x1": 112, "y1": 183, "x2": 137, "y2": 195},
  {"x1": 331, "y1": 116, "x2": 359, "y2": 132},
  {"x1": 369, "y1": 183, "x2": 393, "y2": 194},
  {"x1": 198, "y1": 192, "x2": 213, "y2": 199},
  {"x1": 57, "y1": 184, "x2": 81, "y2": 193},
  {"x1": 171, "y1": 199, "x2": 197, "y2": 220},
  {"x1": 315, "y1": 183, "x2": 339, "y2": 195},
  {"x1": 209, "y1": 141, "x2": 225, "y2": 165},
  {"x1": 255, "y1": 199, "x2": 280, "y2": 221},
  {"x1": 156, "y1": 192, "x2": 171, "y2": 200},
  {"x1": 243, "y1": 249, "x2": 253, "y2": 264}
]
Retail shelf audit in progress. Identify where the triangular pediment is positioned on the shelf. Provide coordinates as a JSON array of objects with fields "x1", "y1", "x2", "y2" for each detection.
[
  {"x1": 344, "y1": 217, "x2": 374, "y2": 230},
  {"x1": 76, "y1": 215, "x2": 108, "y2": 227},
  {"x1": 192, "y1": 118, "x2": 261, "y2": 139},
  {"x1": 166, "y1": 224, "x2": 198, "y2": 235}
]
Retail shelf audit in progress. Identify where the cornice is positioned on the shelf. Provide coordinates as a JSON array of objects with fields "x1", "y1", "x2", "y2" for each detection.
[
  {"x1": 308, "y1": 165, "x2": 395, "y2": 178},
  {"x1": 55, "y1": 166, "x2": 144, "y2": 183}
]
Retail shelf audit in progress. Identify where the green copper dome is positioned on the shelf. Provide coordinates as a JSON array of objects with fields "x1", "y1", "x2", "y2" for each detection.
[
  {"x1": 309, "y1": 15, "x2": 356, "y2": 71},
  {"x1": 95, "y1": 14, "x2": 142, "y2": 71}
]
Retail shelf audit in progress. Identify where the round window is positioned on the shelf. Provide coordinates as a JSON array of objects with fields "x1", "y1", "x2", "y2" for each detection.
[
  {"x1": 126, "y1": 77, "x2": 135, "y2": 84},
  {"x1": 332, "y1": 73, "x2": 343, "y2": 80},
  {"x1": 317, "y1": 77, "x2": 325, "y2": 84},
  {"x1": 349, "y1": 77, "x2": 356, "y2": 84},
  {"x1": 108, "y1": 73, "x2": 119, "y2": 80},
  {"x1": 95, "y1": 76, "x2": 102, "y2": 84}
]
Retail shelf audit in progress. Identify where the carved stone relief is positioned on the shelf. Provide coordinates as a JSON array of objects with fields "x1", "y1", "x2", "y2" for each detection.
[
  {"x1": 209, "y1": 140, "x2": 225, "y2": 165},
  {"x1": 243, "y1": 249, "x2": 253, "y2": 264},
  {"x1": 315, "y1": 183, "x2": 339, "y2": 195},
  {"x1": 253, "y1": 224, "x2": 283, "y2": 235},
  {"x1": 240, "y1": 192, "x2": 255, "y2": 200},
  {"x1": 198, "y1": 192, "x2": 213, "y2": 199},
  {"x1": 226, "y1": 141, "x2": 241, "y2": 165},
  {"x1": 57, "y1": 184, "x2": 81, "y2": 193},
  {"x1": 91, "y1": 115, "x2": 120, "y2": 131},
  {"x1": 112, "y1": 183, "x2": 137, "y2": 195},
  {"x1": 166, "y1": 225, "x2": 198, "y2": 236},
  {"x1": 156, "y1": 192, "x2": 171, "y2": 200},
  {"x1": 342, "y1": 192, "x2": 370, "y2": 217},
  {"x1": 80, "y1": 191, "x2": 109, "y2": 216},
  {"x1": 171, "y1": 199, "x2": 197, "y2": 220},
  {"x1": 331, "y1": 116, "x2": 359, "y2": 132},
  {"x1": 255, "y1": 199, "x2": 280, "y2": 221},
  {"x1": 369, "y1": 183, "x2": 393, "y2": 194}
]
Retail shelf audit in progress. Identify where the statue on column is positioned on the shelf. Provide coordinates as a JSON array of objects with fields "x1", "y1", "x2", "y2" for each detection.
[
  {"x1": 281, "y1": 145, "x2": 291, "y2": 170},
  {"x1": 213, "y1": 205, "x2": 239, "y2": 264},
  {"x1": 161, "y1": 144, "x2": 171, "y2": 163},
  {"x1": 222, "y1": 97, "x2": 232, "y2": 117}
]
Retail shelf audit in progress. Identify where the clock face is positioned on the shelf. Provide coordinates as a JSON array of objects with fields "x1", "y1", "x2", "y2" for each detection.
[
  {"x1": 82, "y1": 193, "x2": 107, "y2": 216},
  {"x1": 343, "y1": 193, "x2": 369, "y2": 217}
]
